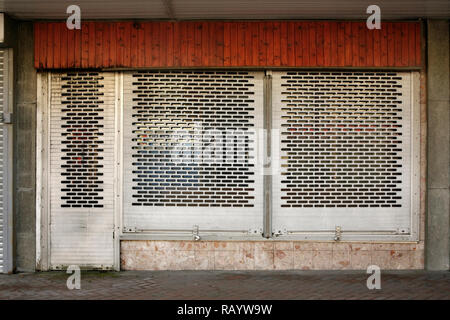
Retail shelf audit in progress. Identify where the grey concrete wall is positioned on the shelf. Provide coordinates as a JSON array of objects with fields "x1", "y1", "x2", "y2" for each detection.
[
  {"x1": 13, "y1": 22, "x2": 37, "y2": 272},
  {"x1": 426, "y1": 20, "x2": 450, "y2": 270}
]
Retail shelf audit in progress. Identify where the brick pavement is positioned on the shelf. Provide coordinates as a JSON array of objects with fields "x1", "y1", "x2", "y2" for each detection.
[{"x1": 0, "y1": 271, "x2": 448, "y2": 300}]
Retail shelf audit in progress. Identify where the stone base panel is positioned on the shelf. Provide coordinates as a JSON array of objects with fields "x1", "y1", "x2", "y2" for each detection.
[{"x1": 121, "y1": 240, "x2": 424, "y2": 271}]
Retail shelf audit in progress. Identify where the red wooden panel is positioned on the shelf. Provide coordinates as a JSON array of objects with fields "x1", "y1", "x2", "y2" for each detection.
[
  {"x1": 266, "y1": 22, "x2": 274, "y2": 66},
  {"x1": 223, "y1": 22, "x2": 231, "y2": 67},
  {"x1": 273, "y1": 22, "x2": 281, "y2": 66},
  {"x1": 337, "y1": 22, "x2": 345, "y2": 67},
  {"x1": 309, "y1": 22, "x2": 317, "y2": 66},
  {"x1": 380, "y1": 24, "x2": 388, "y2": 66},
  {"x1": 46, "y1": 23, "x2": 54, "y2": 68},
  {"x1": 173, "y1": 22, "x2": 180, "y2": 66},
  {"x1": 286, "y1": 22, "x2": 295, "y2": 66},
  {"x1": 95, "y1": 23, "x2": 104, "y2": 68},
  {"x1": 373, "y1": 28, "x2": 381, "y2": 67},
  {"x1": 250, "y1": 22, "x2": 259, "y2": 66},
  {"x1": 230, "y1": 22, "x2": 238, "y2": 66},
  {"x1": 244, "y1": 22, "x2": 253, "y2": 66},
  {"x1": 415, "y1": 23, "x2": 421, "y2": 65},
  {"x1": 316, "y1": 22, "x2": 324, "y2": 67},
  {"x1": 351, "y1": 22, "x2": 359, "y2": 67},
  {"x1": 60, "y1": 24, "x2": 68, "y2": 69},
  {"x1": 394, "y1": 23, "x2": 403, "y2": 66},
  {"x1": 88, "y1": 22, "x2": 96, "y2": 67},
  {"x1": 258, "y1": 23, "x2": 266, "y2": 66},
  {"x1": 214, "y1": 22, "x2": 224, "y2": 67},
  {"x1": 323, "y1": 22, "x2": 331, "y2": 67},
  {"x1": 34, "y1": 21, "x2": 422, "y2": 69},
  {"x1": 344, "y1": 22, "x2": 352, "y2": 66},
  {"x1": 358, "y1": 22, "x2": 366, "y2": 66},
  {"x1": 301, "y1": 22, "x2": 309, "y2": 66},
  {"x1": 194, "y1": 22, "x2": 202, "y2": 66}
]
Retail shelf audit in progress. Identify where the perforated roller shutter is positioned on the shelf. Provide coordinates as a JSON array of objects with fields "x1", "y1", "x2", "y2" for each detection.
[
  {"x1": 272, "y1": 71, "x2": 419, "y2": 238},
  {"x1": 0, "y1": 50, "x2": 6, "y2": 273},
  {"x1": 49, "y1": 72, "x2": 115, "y2": 268},
  {"x1": 0, "y1": 49, "x2": 12, "y2": 273},
  {"x1": 122, "y1": 71, "x2": 264, "y2": 234}
]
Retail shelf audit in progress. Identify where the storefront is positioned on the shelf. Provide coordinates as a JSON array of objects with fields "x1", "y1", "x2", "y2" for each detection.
[{"x1": 32, "y1": 21, "x2": 427, "y2": 270}]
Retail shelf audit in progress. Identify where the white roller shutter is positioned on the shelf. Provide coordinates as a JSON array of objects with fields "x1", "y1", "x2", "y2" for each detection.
[
  {"x1": 122, "y1": 71, "x2": 264, "y2": 236},
  {"x1": 0, "y1": 49, "x2": 12, "y2": 273},
  {"x1": 272, "y1": 71, "x2": 420, "y2": 240},
  {"x1": 49, "y1": 72, "x2": 115, "y2": 268}
]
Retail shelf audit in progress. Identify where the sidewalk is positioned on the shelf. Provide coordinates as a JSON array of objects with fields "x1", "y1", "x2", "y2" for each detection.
[{"x1": 0, "y1": 270, "x2": 449, "y2": 300}]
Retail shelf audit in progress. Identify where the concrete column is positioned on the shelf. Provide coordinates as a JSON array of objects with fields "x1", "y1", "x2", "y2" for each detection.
[
  {"x1": 13, "y1": 22, "x2": 37, "y2": 272},
  {"x1": 426, "y1": 20, "x2": 450, "y2": 270}
]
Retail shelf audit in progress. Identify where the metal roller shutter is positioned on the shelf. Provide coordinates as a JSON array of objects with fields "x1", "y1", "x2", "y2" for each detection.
[
  {"x1": 49, "y1": 72, "x2": 115, "y2": 268},
  {"x1": 0, "y1": 49, "x2": 12, "y2": 273},
  {"x1": 272, "y1": 71, "x2": 420, "y2": 240},
  {"x1": 122, "y1": 71, "x2": 264, "y2": 236}
]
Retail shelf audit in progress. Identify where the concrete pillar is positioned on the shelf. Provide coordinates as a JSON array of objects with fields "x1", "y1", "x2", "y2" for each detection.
[
  {"x1": 426, "y1": 20, "x2": 450, "y2": 270},
  {"x1": 13, "y1": 22, "x2": 37, "y2": 272}
]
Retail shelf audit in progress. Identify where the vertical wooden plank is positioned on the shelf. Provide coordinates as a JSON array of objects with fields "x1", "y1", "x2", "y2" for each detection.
[
  {"x1": 251, "y1": 22, "x2": 259, "y2": 66},
  {"x1": 295, "y1": 22, "x2": 303, "y2": 66},
  {"x1": 286, "y1": 22, "x2": 295, "y2": 66},
  {"x1": 408, "y1": 23, "x2": 416, "y2": 66},
  {"x1": 180, "y1": 22, "x2": 188, "y2": 67},
  {"x1": 394, "y1": 23, "x2": 403, "y2": 66},
  {"x1": 344, "y1": 22, "x2": 352, "y2": 66},
  {"x1": 214, "y1": 22, "x2": 224, "y2": 66},
  {"x1": 194, "y1": 22, "x2": 202, "y2": 66},
  {"x1": 237, "y1": 22, "x2": 246, "y2": 66},
  {"x1": 244, "y1": 22, "x2": 253, "y2": 66},
  {"x1": 130, "y1": 23, "x2": 138, "y2": 67},
  {"x1": 280, "y1": 22, "x2": 288, "y2": 66},
  {"x1": 380, "y1": 23, "x2": 388, "y2": 66},
  {"x1": 266, "y1": 22, "x2": 274, "y2": 66},
  {"x1": 116, "y1": 22, "x2": 125, "y2": 67},
  {"x1": 351, "y1": 22, "x2": 359, "y2": 67},
  {"x1": 109, "y1": 23, "x2": 116, "y2": 67},
  {"x1": 358, "y1": 23, "x2": 366, "y2": 66},
  {"x1": 373, "y1": 27, "x2": 381, "y2": 67},
  {"x1": 96, "y1": 22, "x2": 104, "y2": 68},
  {"x1": 74, "y1": 25, "x2": 82, "y2": 68},
  {"x1": 230, "y1": 22, "x2": 238, "y2": 66},
  {"x1": 337, "y1": 22, "x2": 345, "y2": 67},
  {"x1": 415, "y1": 23, "x2": 421, "y2": 66},
  {"x1": 67, "y1": 28, "x2": 75, "y2": 68},
  {"x1": 309, "y1": 22, "x2": 317, "y2": 66},
  {"x1": 46, "y1": 23, "x2": 53, "y2": 68},
  {"x1": 401, "y1": 23, "x2": 409, "y2": 66},
  {"x1": 273, "y1": 21, "x2": 281, "y2": 66},
  {"x1": 258, "y1": 22, "x2": 267, "y2": 66},
  {"x1": 60, "y1": 23, "x2": 68, "y2": 69},
  {"x1": 102, "y1": 23, "x2": 110, "y2": 68},
  {"x1": 302, "y1": 22, "x2": 309, "y2": 66},
  {"x1": 323, "y1": 22, "x2": 331, "y2": 67},
  {"x1": 137, "y1": 22, "x2": 145, "y2": 67},
  {"x1": 201, "y1": 22, "x2": 209, "y2": 66},
  {"x1": 53, "y1": 23, "x2": 60, "y2": 69},
  {"x1": 173, "y1": 22, "x2": 181, "y2": 67},
  {"x1": 88, "y1": 22, "x2": 96, "y2": 67},
  {"x1": 387, "y1": 23, "x2": 395, "y2": 66},
  {"x1": 316, "y1": 22, "x2": 324, "y2": 66},
  {"x1": 330, "y1": 22, "x2": 338, "y2": 66},
  {"x1": 208, "y1": 21, "x2": 216, "y2": 66},
  {"x1": 160, "y1": 22, "x2": 168, "y2": 67},
  {"x1": 366, "y1": 28, "x2": 374, "y2": 67},
  {"x1": 152, "y1": 22, "x2": 160, "y2": 67},
  {"x1": 223, "y1": 22, "x2": 231, "y2": 67}
]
